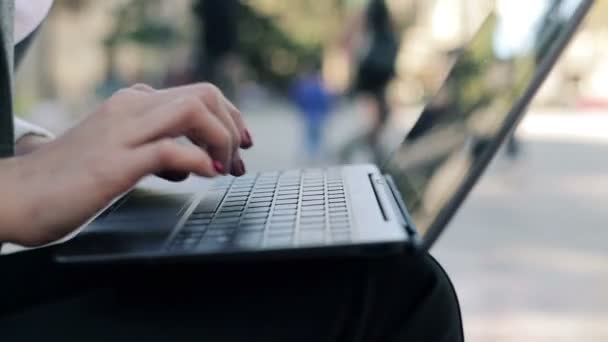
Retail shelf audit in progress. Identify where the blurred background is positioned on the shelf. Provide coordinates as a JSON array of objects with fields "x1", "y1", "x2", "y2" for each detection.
[{"x1": 14, "y1": 0, "x2": 608, "y2": 340}]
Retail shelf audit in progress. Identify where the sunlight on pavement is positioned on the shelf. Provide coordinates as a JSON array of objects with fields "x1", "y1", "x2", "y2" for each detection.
[
  {"x1": 520, "y1": 111, "x2": 608, "y2": 144},
  {"x1": 468, "y1": 313, "x2": 608, "y2": 342}
]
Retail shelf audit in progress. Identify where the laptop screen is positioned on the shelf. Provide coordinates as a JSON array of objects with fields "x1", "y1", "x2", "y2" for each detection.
[{"x1": 384, "y1": 0, "x2": 591, "y2": 246}]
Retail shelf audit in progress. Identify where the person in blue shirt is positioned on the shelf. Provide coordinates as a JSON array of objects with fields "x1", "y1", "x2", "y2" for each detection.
[{"x1": 290, "y1": 64, "x2": 333, "y2": 161}]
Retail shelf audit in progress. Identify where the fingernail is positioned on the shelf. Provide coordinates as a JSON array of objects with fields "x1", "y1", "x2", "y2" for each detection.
[
  {"x1": 242, "y1": 130, "x2": 253, "y2": 148},
  {"x1": 239, "y1": 160, "x2": 246, "y2": 175},
  {"x1": 213, "y1": 160, "x2": 225, "y2": 174}
]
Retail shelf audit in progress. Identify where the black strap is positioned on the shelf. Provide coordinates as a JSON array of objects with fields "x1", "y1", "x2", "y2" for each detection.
[{"x1": 0, "y1": 1, "x2": 14, "y2": 159}]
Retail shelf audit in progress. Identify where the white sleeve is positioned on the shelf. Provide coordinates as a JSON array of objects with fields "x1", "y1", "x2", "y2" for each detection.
[{"x1": 13, "y1": 117, "x2": 54, "y2": 141}]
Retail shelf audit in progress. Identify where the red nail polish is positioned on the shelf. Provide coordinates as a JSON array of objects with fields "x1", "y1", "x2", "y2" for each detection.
[{"x1": 213, "y1": 161, "x2": 225, "y2": 174}]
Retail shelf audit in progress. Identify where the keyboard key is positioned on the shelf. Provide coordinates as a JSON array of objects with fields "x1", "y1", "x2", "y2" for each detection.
[
  {"x1": 188, "y1": 217, "x2": 212, "y2": 224},
  {"x1": 302, "y1": 200, "x2": 324, "y2": 207},
  {"x1": 270, "y1": 225, "x2": 295, "y2": 233},
  {"x1": 330, "y1": 220, "x2": 349, "y2": 227},
  {"x1": 302, "y1": 190, "x2": 324, "y2": 195},
  {"x1": 195, "y1": 191, "x2": 226, "y2": 213},
  {"x1": 216, "y1": 213, "x2": 241, "y2": 220},
  {"x1": 224, "y1": 200, "x2": 247, "y2": 207},
  {"x1": 299, "y1": 224, "x2": 325, "y2": 231},
  {"x1": 255, "y1": 187, "x2": 276, "y2": 192},
  {"x1": 205, "y1": 229, "x2": 234, "y2": 239},
  {"x1": 190, "y1": 212, "x2": 214, "y2": 219},
  {"x1": 208, "y1": 230, "x2": 233, "y2": 241},
  {"x1": 240, "y1": 224, "x2": 266, "y2": 232},
  {"x1": 330, "y1": 218, "x2": 349, "y2": 224},
  {"x1": 271, "y1": 214, "x2": 296, "y2": 221},
  {"x1": 249, "y1": 202, "x2": 271, "y2": 208},
  {"x1": 241, "y1": 217, "x2": 267, "y2": 224},
  {"x1": 253, "y1": 190, "x2": 275, "y2": 196},
  {"x1": 250, "y1": 196, "x2": 273, "y2": 203},
  {"x1": 232, "y1": 232, "x2": 263, "y2": 247},
  {"x1": 269, "y1": 225, "x2": 294, "y2": 234},
  {"x1": 258, "y1": 183, "x2": 278, "y2": 187},
  {"x1": 302, "y1": 195, "x2": 324, "y2": 202},
  {"x1": 231, "y1": 186, "x2": 253, "y2": 192},
  {"x1": 300, "y1": 211, "x2": 325, "y2": 217},
  {"x1": 277, "y1": 191, "x2": 300, "y2": 197},
  {"x1": 331, "y1": 225, "x2": 350, "y2": 233},
  {"x1": 182, "y1": 224, "x2": 208, "y2": 233},
  {"x1": 197, "y1": 240, "x2": 229, "y2": 252},
  {"x1": 273, "y1": 209, "x2": 297, "y2": 216},
  {"x1": 329, "y1": 204, "x2": 347, "y2": 210},
  {"x1": 177, "y1": 232, "x2": 205, "y2": 241},
  {"x1": 272, "y1": 219, "x2": 295, "y2": 226},
  {"x1": 275, "y1": 204, "x2": 297, "y2": 210},
  {"x1": 182, "y1": 236, "x2": 201, "y2": 245},
  {"x1": 277, "y1": 195, "x2": 299, "y2": 201},
  {"x1": 220, "y1": 206, "x2": 244, "y2": 213},
  {"x1": 213, "y1": 217, "x2": 240, "y2": 224},
  {"x1": 244, "y1": 212, "x2": 269, "y2": 219},
  {"x1": 298, "y1": 231, "x2": 325, "y2": 245},
  {"x1": 265, "y1": 235, "x2": 293, "y2": 248},
  {"x1": 229, "y1": 190, "x2": 250, "y2": 195},
  {"x1": 331, "y1": 232, "x2": 351, "y2": 243},
  {"x1": 280, "y1": 180, "x2": 298, "y2": 185},
  {"x1": 245, "y1": 206, "x2": 270, "y2": 213},
  {"x1": 302, "y1": 205, "x2": 324, "y2": 211},
  {"x1": 300, "y1": 217, "x2": 325, "y2": 225}
]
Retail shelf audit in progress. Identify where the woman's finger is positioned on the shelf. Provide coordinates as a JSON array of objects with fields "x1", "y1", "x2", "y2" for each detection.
[
  {"x1": 128, "y1": 138, "x2": 218, "y2": 180},
  {"x1": 224, "y1": 99, "x2": 253, "y2": 149},
  {"x1": 156, "y1": 170, "x2": 190, "y2": 182},
  {"x1": 158, "y1": 83, "x2": 252, "y2": 148},
  {"x1": 230, "y1": 150, "x2": 246, "y2": 177},
  {"x1": 127, "y1": 96, "x2": 234, "y2": 172}
]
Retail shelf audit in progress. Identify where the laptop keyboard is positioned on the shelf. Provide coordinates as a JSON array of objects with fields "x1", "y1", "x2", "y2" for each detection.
[{"x1": 167, "y1": 169, "x2": 352, "y2": 252}]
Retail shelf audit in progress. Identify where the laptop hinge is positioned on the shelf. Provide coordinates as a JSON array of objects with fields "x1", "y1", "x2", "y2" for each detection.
[{"x1": 383, "y1": 174, "x2": 421, "y2": 244}]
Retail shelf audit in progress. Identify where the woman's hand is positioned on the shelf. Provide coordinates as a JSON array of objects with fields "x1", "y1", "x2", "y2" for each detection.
[{"x1": 0, "y1": 83, "x2": 253, "y2": 246}]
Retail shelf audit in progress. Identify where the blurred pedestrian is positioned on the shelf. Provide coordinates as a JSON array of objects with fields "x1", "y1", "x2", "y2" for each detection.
[
  {"x1": 290, "y1": 63, "x2": 332, "y2": 162},
  {"x1": 340, "y1": 0, "x2": 399, "y2": 164},
  {"x1": 192, "y1": 0, "x2": 240, "y2": 102}
]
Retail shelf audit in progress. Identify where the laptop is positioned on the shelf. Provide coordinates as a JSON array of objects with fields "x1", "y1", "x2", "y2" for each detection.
[{"x1": 54, "y1": 0, "x2": 593, "y2": 264}]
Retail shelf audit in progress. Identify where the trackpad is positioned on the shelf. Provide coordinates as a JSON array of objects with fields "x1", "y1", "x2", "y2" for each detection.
[{"x1": 58, "y1": 190, "x2": 194, "y2": 256}]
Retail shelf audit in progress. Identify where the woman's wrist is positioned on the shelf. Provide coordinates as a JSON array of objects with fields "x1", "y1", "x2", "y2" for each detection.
[{"x1": 15, "y1": 133, "x2": 52, "y2": 155}]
